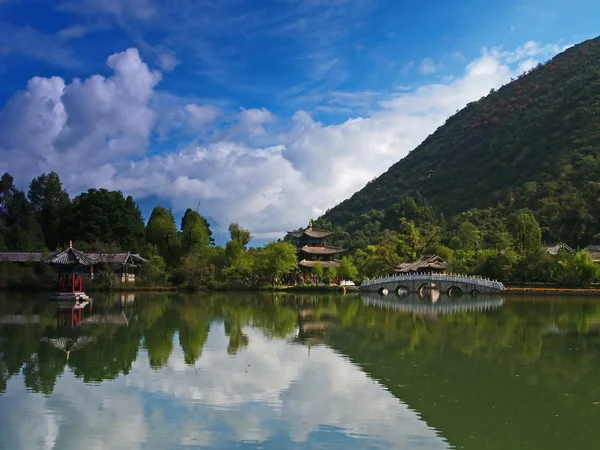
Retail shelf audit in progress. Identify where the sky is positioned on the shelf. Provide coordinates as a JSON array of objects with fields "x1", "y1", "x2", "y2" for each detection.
[{"x1": 0, "y1": 0, "x2": 598, "y2": 245}]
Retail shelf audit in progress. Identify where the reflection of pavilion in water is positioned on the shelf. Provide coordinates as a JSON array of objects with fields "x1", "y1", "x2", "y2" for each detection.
[
  {"x1": 293, "y1": 305, "x2": 340, "y2": 349},
  {"x1": 56, "y1": 294, "x2": 136, "y2": 328},
  {"x1": 41, "y1": 336, "x2": 97, "y2": 361}
]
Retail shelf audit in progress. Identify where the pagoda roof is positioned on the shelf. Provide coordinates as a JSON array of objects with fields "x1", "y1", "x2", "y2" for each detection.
[
  {"x1": 298, "y1": 245, "x2": 345, "y2": 255},
  {"x1": 299, "y1": 259, "x2": 341, "y2": 269},
  {"x1": 395, "y1": 255, "x2": 449, "y2": 273},
  {"x1": 286, "y1": 228, "x2": 333, "y2": 239}
]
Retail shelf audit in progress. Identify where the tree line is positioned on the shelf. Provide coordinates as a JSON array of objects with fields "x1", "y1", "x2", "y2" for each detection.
[
  {"x1": 1, "y1": 170, "x2": 598, "y2": 288},
  {"x1": 0, "y1": 171, "x2": 307, "y2": 289},
  {"x1": 315, "y1": 193, "x2": 600, "y2": 286}
]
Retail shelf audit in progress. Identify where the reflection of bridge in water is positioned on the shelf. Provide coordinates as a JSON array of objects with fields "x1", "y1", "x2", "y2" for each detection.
[{"x1": 360, "y1": 294, "x2": 504, "y2": 315}]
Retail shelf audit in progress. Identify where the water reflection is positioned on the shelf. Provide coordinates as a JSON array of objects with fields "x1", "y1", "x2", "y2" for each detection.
[
  {"x1": 361, "y1": 292, "x2": 504, "y2": 315},
  {"x1": 1, "y1": 292, "x2": 600, "y2": 449}
]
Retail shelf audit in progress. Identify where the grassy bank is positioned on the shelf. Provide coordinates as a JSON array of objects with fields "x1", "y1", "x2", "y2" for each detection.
[
  {"x1": 503, "y1": 287, "x2": 600, "y2": 296},
  {"x1": 209, "y1": 283, "x2": 346, "y2": 294}
]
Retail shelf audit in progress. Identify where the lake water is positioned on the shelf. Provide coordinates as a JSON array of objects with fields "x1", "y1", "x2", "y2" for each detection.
[{"x1": 1, "y1": 291, "x2": 599, "y2": 449}]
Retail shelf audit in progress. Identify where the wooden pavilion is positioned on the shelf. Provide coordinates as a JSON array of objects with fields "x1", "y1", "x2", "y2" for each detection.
[
  {"x1": 286, "y1": 220, "x2": 345, "y2": 283},
  {"x1": 395, "y1": 255, "x2": 449, "y2": 274},
  {"x1": 0, "y1": 241, "x2": 146, "y2": 300}
]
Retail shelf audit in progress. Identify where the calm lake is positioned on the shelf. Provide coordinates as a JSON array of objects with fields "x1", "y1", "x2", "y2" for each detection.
[{"x1": 1, "y1": 291, "x2": 599, "y2": 449}]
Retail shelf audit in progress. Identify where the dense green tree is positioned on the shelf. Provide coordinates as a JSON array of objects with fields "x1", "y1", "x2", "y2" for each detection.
[
  {"x1": 181, "y1": 209, "x2": 212, "y2": 253},
  {"x1": 453, "y1": 221, "x2": 482, "y2": 251},
  {"x1": 27, "y1": 172, "x2": 70, "y2": 249},
  {"x1": 558, "y1": 251, "x2": 600, "y2": 287},
  {"x1": 145, "y1": 206, "x2": 179, "y2": 266},
  {"x1": 338, "y1": 256, "x2": 359, "y2": 281},
  {"x1": 1, "y1": 188, "x2": 45, "y2": 250},
  {"x1": 313, "y1": 261, "x2": 324, "y2": 282},
  {"x1": 228, "y1": 223, "x2": 252, "y2": 249},
  {"x1": 324, "y1": 267, "x2": 338, "y2": 284},
  {"x1": 67, "y1": 189, "x2": 145, "y2": 251},
  {"x1": 255, "y1": 241, "x2": 298, "y2": 284},
  {"x1": 514, "y1": 212, "x2": 542, "y2": 254}
]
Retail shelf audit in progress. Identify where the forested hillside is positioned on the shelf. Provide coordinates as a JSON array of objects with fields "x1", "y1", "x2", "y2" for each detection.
[{"x1": 319, "y1": 36, "x2": 600, "y2": 249}]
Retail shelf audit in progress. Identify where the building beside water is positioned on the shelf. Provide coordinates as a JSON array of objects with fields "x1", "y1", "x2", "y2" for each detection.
[{"x1": 286, "y1": 221, "x2": 345, "y2": 283}]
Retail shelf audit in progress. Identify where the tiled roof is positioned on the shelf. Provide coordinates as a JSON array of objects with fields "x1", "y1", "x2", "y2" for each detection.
[
  {"x1": 286, "y1": 228, "x2": 333, "y2": 239},
  {"x1": 0, "y1": 252, "x2": 45, "y2": 262},
  {"x1": 299, "y1": 245, "x2": 345, "y2": 255},
  {"x1": 299, "y1": 259, "x2": 341, "y2": 269},
  {"x1": 545, "y1": 242, "x2": 574, "y2": 255},
  {"x1": 49, "y1": 248, "x2": 96, "y2": 265},
  {"x1": 0, "y1": 248, "x2": 147, "y2": 265},
  {"x1": 303, "y1": 228, "x2": 333, "y2": 238},
  {"x1": 396, "y1": 255, "x2": 449, "y2": 273}
]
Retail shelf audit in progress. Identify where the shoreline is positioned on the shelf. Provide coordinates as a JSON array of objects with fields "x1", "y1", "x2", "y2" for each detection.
[{"x1": 501, "y1": 287, "x2": 600, "y2": 296}]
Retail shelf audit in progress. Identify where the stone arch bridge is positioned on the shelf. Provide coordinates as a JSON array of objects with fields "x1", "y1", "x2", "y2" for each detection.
[{"x1": 360, "y1": 273, "x2": 505, "y2": 296}]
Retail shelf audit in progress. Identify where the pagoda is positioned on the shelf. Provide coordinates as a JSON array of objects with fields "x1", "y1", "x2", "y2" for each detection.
[{"x1": 286, "y1": 220, "x2": 345, "y2": 283}]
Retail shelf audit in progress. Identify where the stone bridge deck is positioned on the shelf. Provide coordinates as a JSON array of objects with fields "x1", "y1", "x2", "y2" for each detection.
[{"x1": 360, "y1": 273, "x2": 505, "y2": 295}]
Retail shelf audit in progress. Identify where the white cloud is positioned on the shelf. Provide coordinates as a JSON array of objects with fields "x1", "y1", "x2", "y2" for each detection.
[
  {"x1": 0, "y1": 40, "x2": 569, "y2": 237},
  {"x1": 0, "y1": 47, "x2": 160, "y2": 188},
  {"x1": 419, "y1": 57, "x2": 437, "y2": 74},
  {"x1": 155, "y1": 47, "x2": 181, "y2": 71},
  {"x1": 184, "y1": 103, "x2": 221, "y2": 128},
  {"x1": 237, "y1": 107, "x2": 276, "y2": 136}
]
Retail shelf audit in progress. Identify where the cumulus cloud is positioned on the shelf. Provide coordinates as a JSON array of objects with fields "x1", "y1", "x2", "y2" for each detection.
[
  {"x1": 0, "y1": 47, "x2": 160, "y2": 189},
  {"x1": 238, "y1": 107, "x2": 276, "y2": 136},
  {"x1": 0, "y1": 40, "x2": 568, "y2": 237}
]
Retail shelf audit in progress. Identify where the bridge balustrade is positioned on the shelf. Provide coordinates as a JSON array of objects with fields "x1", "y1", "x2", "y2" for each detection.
[{"x1": 360, "y1": 273, "x2": 504, "y2": 290}]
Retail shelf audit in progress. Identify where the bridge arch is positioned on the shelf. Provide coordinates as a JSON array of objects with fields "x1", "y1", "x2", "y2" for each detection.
[
  {"x1": 378, "y1": 287, "x2": 389, "y2": 295},
  {"x1": 471, "y1": 288, "x2": 480, "y2": 296},
  {"x1": 418, "y1": 282, "x2": 439, "y2": 296},
  {"x1": 447, "y1": 286, "x2": 463, "y2": 296},
  {"x1": 395, "y1": 285, "x2": 410, "y2": 296}
]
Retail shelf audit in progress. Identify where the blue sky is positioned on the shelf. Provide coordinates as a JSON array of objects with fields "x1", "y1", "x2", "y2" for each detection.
[{"x1": 0, "y1": 0, "x2": 597, "y2": 244}]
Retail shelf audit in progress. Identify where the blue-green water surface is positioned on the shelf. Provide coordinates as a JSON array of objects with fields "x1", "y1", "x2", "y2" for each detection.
[{"x1": 1, "y1": 292, "x2": 599, "y2": 449}]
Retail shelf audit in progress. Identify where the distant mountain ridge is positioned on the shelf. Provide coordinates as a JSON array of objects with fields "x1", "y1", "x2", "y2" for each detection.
[{"x1": 319, "y1": 36, "x2": 600, "y2": 246}]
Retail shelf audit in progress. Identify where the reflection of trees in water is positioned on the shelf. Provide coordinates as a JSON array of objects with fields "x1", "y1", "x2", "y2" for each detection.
[
  {"x1": 326, "y1": 301, "x2": 600, "y2": 450},
  {"x1": 4, "y1": 293, "x2": 600, "y2": 399}
]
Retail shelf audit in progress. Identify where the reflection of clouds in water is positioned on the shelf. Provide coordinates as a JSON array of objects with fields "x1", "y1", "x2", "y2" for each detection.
[
  {"x1": 0, "y1": 378, "x2": 59, "y2": 449},
  {"x1": 0, "y1": 324, "x2": 449, "y2": 449},
  {"x1": 125, "y1": 325, "x2": 448, "y2": 448},
  {"x1": 0, "y1": 371, "x2": 147, "y2": 450}
]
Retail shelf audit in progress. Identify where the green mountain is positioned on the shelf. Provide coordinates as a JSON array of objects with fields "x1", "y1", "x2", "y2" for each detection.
[{"x1": 319, "y1": 36, "x2": 600, "y2": 248}]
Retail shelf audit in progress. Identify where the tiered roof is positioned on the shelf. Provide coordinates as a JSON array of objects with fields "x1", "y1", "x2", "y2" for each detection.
[
  {"x1": 286, "y1": 220, "x2": 333, "y2": 240},
  {"x1": 298, "y1": 245, "x2": 345, "y2": 256},
  {"x1": 396, "y1": 255, "x2": 449, "y2": 273},
  {"x1": 299, "y1": 259, "x2": 341, "y2": 269}
]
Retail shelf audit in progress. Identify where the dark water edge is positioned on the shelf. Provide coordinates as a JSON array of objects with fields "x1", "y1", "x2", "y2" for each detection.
[{"x1": 1, "y1": 291, "x2": 600, "y2": 449}]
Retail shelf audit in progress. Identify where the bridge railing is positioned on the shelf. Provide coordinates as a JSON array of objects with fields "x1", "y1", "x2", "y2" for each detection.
[{"x1": 360, "y1": 273, "x2": 504, "y2": 290}]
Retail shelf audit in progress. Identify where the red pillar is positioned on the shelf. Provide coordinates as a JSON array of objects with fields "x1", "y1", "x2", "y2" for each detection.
[{"x1": 71, "y1": 274, "x2": 75, "y2": 293}]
